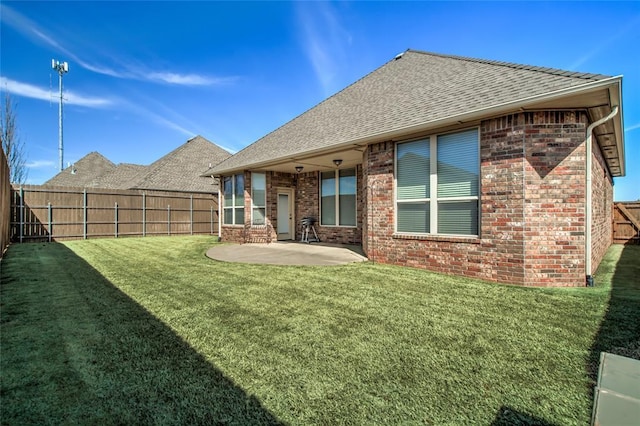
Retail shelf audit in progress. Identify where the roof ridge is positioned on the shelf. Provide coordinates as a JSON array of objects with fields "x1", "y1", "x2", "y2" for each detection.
[{"x1": 406, "y1": 49, "x2": 610, "y2": 81}]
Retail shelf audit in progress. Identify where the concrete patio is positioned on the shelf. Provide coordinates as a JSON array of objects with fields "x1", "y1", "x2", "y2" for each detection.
[{"x1": 206, "y1": 241, "x2": 367, "y2": 266}]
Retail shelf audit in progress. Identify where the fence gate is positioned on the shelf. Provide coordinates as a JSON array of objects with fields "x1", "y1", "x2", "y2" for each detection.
[{"x1": 613, "y1": 202, "x2": 640, "y2": 245}]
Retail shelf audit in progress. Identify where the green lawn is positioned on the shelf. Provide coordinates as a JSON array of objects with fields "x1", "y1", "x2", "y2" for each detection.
[{"x1": 1, "y1": 236, "x2": 638, "y2": 425}]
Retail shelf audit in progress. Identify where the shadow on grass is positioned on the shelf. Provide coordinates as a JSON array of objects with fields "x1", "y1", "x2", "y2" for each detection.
[
  {"x1": 491, "y1": 406, "x2": 557, "y2": 426},
  {"x1": 0, "y1": 243, "x2": 283, "y2": 425},
  {"x1": 588, "y1": 245, "x2": 640, "y2": 378}
]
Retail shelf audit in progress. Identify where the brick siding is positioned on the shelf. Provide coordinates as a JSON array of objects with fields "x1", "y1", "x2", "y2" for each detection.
[
  {"x1": 591, "y1": 134, "x2": 614, "y2": 275},
  {"x1": 365, "y1": 111, "x2": 611, "y2": 287}
]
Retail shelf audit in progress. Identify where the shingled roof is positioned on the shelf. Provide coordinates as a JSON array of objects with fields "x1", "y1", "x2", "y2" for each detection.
[
  {"x1": 44, "y1": 136, "x2": 230, "y2": 192},
  {"x1": 207, "y1": 49, "x2": 622, "y2": 175},
  {"x1": 44, "y1": 152, "x2": 116, "y2": 187},
  {"x1": 131, "y1": 135, "x2": 231, "y2": 193},
  {"x1": 92, "y1": 163, "x2": 149, "y2": 189}
]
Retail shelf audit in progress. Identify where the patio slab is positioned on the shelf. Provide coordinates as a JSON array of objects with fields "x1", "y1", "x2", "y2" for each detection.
[{"x1": 206, "y1": 241, "x2": 367, "y2": 266}]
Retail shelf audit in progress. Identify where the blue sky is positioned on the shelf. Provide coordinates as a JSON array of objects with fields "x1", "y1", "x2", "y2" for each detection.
[{"x1": 1, "y1": 1, "x2": 639, "y2": 200}]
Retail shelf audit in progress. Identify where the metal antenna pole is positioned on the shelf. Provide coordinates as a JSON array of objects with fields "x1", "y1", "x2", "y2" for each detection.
[
  {"x1": 58, "y1": 69, "x2": 63, "y2": 171},
  {"x1": 52, "y1": 60, "x2": 69, "y2": 171}
]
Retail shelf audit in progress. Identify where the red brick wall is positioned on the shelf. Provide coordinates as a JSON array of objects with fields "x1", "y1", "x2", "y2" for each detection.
[
  {"x1": 591, "y1": 135, "x2": 614, "y2": 275},
  {"x1": 364, "y1": 111, "x2": 603, "y2": 287},
  {"x1": 480, "y1": 115, "x2": 527, "y2": 284},
  {"x1": 522, "y1": 111, "x2": 588, "y2": 286}
]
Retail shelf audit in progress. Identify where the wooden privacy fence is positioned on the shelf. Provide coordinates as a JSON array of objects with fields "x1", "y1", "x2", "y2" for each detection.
[
  {"x1": 613, "y1": 202, "x2": 640, "y2": 245},
  {"x1": 11, "y1": 185, "x2": 219, "y2": 242},
  {"x1": 0, "y1": 148, "x2": 10, "y2": 256}
]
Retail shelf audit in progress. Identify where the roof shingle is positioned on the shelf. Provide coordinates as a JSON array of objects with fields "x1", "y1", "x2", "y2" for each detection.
[
  {"x1": 131, "y1": 135, "x2": 231, "y2": 193},
  {"x1": 44, "y1": 152, "x2": 116, "y2": 187},
  {"x1": 44, "y1": 136, "x2": 230, "y2": 193},
  {"x1": 209, "y1": 49, "x2": 613, "y2": 174}
]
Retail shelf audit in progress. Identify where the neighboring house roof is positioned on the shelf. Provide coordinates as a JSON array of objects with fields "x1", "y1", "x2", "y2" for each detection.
[
  {"x1": 44, "y1": 152, "x2": 116, "y2": 187},
  {"x1": 43, "y1": 136, "x2": 230, "y2": 192},
  {"x1": 131, "y1": 135, "x2": 231, "y2": 193},
  {"x1": 92, "y1": 163, "x2": 149, "y2": 189},
  {"x1": 207, "y1": 49, "x2": 624, "y2": 176}
]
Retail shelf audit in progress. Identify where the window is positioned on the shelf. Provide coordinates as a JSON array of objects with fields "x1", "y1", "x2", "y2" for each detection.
[
  {"x1": 223, "y1": 173, "x2": 244, "y2": 225},
  {"x1": 321, "y1": 168, "x2": 357, "y2": 226},
  {"x1": 251, "y1": 172, "x2": 266, "y2": 225},
  {"x1": 396, "y1": 128, "x2": 479, "y2": 236}
]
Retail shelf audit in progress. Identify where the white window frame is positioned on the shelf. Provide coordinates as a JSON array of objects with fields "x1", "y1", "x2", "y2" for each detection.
[
  {"x1": 222, "y1": 173, "x2": 244, "y2": 226},
  {"x1": 395, "y1": 127, "x2": 480, "y2": 237},
  {"x1": 319, "y1": 168, "x2": 357, "y2": 228},
  {"x1": 251, "y1": 172, "x2": 266, "y2": 226}
]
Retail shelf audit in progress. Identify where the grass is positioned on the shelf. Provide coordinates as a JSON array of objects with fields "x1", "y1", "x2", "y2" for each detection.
[{"x1": 1, "y1": 236, "x2": 638, "y2": 425}]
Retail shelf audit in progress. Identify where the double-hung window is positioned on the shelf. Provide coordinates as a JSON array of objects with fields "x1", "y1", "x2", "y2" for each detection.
[
  {"x1": 321, "y1": 168, "x2": 356, "y2": 227},
  {"x1": 251, "y1": 172, "x2": 266, "y2": 225},
  {"x1": 223, "y1": 173, "x2": 244, "y2": 225},
  {"x1": 396, "y1": 128, "x2": 479, "y2": 236}
]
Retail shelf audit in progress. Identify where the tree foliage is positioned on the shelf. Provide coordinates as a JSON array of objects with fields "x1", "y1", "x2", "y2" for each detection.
[{"x1": 1, "y1": 93, "x2": 28, "y2": 184}]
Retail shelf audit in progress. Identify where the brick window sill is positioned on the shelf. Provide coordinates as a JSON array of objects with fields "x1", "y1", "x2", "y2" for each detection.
[{"x1": 392, "y1": 233, "x2": 481, "y2": 244}]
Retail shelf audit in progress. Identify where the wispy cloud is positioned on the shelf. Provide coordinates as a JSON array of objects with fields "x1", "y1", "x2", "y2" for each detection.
[
  {"x1": 569, "y1": 15, "x2": 640, "y2": 70},
  {"x1": 26, "y1": 160, "x2": 56, "y2": 169},
  {"x1": 0, "y1": 77, "x2": 113, "y2": 108},
  {"x1": 296, "y1": 2, "x2": 353, "y2": 96},
  {"x1": 122, "y1": 98, "x2": 195, "y2": 137},
  {"x1": 625, "y1": 122, "x2": 640, "y2": 132},
  {"x1": 0, "y1": 4, "x2": 232, "y2": 87},
  {"x1": 147, "y1": 72, "x2": 237, "y2": 86}
]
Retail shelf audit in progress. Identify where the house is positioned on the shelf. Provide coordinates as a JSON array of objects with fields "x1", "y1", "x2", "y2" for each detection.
[
  {"x1": 203, "y1": 49, "x2": 626, "y2": 287},
  {"x1": 45, "y1": 135, "x2": 230, "y2": 193}
]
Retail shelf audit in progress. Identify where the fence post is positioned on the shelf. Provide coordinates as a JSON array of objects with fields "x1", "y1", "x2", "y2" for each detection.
[
  {"x1": 167, "y1": 205, "x2": 171, "y2": 235},
  {"x1": 115, "y1": 202, "x2": 118, "y2": 238},
  {"x1": 48, "y1": 203, "x2": 52, "y2": 243},
  {"x1": 190, "y1": 195, "x2": 193, "y2": 235},
  {"x1": 210, "y1": 206, "x2": 213, "y2": 235},
  {"x1": 83, "y1": 189, "x2": 87, "y2": 240},
  {"x1": 19, "y1": 186, "x2": 24, "y2": 243},
  {"x1": 142, "y1": 192, "x2": 146, "y2": 237}
]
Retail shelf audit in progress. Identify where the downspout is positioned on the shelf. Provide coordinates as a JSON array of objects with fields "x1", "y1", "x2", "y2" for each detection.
[{"x1": 585, "y1": 106, "x2": 619, "y2": 287}]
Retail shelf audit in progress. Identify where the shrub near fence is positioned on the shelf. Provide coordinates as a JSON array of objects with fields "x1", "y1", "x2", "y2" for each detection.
[
  {"x1": 11, "y1": 185, "x2": 219, "y2": 242},
  {"x1": 0, "y1": 148, "x2": 10, "y2": 256}
]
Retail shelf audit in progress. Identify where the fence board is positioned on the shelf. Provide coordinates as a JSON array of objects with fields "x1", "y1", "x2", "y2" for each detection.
[
  {"x1": 0, "y1": 148, "x2": 10, "y2": 256},
  {"x1": 613, "y1": 202, "x2": 640, "y2": 245},
  {"x1": 10, "y1": 185, "x2": 219, "y2": 242}
]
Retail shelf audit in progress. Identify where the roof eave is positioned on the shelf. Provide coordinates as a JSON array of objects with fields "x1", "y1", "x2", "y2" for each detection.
[
  {"x1": 208, "y1": 76, "x2": 625, "y2": 176},
  {"x1": 610, "y1": 78, "x2": 625, "y2": 177}
]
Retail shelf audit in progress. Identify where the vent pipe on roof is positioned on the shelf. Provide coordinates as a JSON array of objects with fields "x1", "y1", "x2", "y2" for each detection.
[{"x1": 585, "y1": 105, "x2": 619, "y2": 287}]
